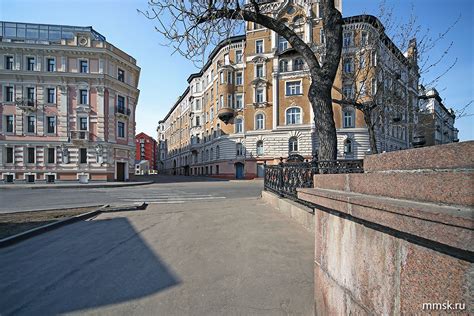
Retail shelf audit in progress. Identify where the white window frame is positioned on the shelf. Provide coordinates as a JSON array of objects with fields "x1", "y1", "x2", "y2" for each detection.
[
  {"x1": 256, "y1": 141, "x2": 264, "y2": 156},
  {"x1": 285, "y1": 107, "x2": 302, "y2": 125},
  {"x1": 255, "y1": 88, "x2": 265, "y2": 103},
  {"x1": 285, "y1": 80, "x2": 302, "y2": 96},
  {"x1": 255, "y1": 113, "x2": 265, "y2": 130},
  {"x1": 46, "y1": 87, "x2": 56, "y2": 104},
  {"x1": 26, "y1": 115, "x2": 36, "y2": 134},
  {"x1": 26, "y1": 56, "x2": 36, "y2": 71},
  {"x1": 78, "y1": 116, "x2": 89, "y2": 131},
  {"x1": 289, "y1": 137, "x2": 298, "y2": 153},
  {"x1": 46, "y1": 56, "x2": 56, "y2": 72},
  {"x1": 79, "y1": 88, "x2": 89, "y2": 105},
  {"x1": 235, "y1": 117, "x2": 243, "y2": 134},
  {"x1": 255, "y1": 39, "x2": 264, "y2": 54},
  {"x1": 235, "y1": 50, "x2": 243, "y2": 63},
  {"x1": 5, "y1": 55, "x2": 14, "y2": 70},
  {"x1": 5, "y1": 115, "x2": 15, "y2": 134},
  {"x1": 5, "y1": 146, "x2": 14, "y2": 164},
  {"x1": 255, "y1": 64, "x2": 264, "y2": 78},
  {"x1": 46, "y1": 116, "x2": 56, "y2": 134},
  {"x1": 79, "y1": 58, "x2": 89, "y2": 73},
  {"x1": 235, "y1": 94, "x2": 243, "y2": 109},
  {"x1": 235, "y1": 71, "x2": 243, "y2": 85},
  {"x1": 343, "y1": 110, "x2": 354, "y2": 128},
  {"x1": 4, "y1": 85, "x2": 14, "y2": 103},
  {"x1": 117, "y1": 121, "x2": 126, "y2": 139}
]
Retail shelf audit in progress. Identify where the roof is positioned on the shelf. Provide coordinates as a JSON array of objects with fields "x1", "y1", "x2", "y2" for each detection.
[
  {"x1": 135, "y1": 132, "x2": 157, "y2": 142},
  {"x1": 0, "y1": 21, "x2": 106, "y2": 42},
  {"x1": 160, "y1": 86, "x2": 191, "y2": 123}
]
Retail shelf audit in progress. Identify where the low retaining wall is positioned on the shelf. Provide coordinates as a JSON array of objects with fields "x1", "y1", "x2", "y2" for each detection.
[
  {"x1": 261, "y1": 190, "x2": 314, "y2": 233},
  {"x1": 298, "y1": 141, "x2": 474, "y2": 315}
]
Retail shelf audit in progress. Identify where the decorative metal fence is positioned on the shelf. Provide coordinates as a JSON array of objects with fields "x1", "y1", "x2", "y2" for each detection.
[{"x1": 263, "y1": 157, "x2": 364, "y2": 202}]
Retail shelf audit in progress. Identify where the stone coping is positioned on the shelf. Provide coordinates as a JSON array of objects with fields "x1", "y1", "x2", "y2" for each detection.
[
  {"x1": 298, "y1": 188, "x2": 474, "y2": 254},
  {"x1": 364, "y1": 141, "x2": 474, "y2": 172}
]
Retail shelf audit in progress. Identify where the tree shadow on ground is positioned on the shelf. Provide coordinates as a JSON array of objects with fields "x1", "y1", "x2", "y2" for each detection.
[
  {"x1": 133, "y1": 174, "x2": 230, "y2": 183},
  {"x1": 0, "y1": 216, "x2": 180, "y2": 315}
]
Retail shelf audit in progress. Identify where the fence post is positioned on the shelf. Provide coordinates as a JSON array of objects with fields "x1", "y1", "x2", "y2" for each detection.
[
  {"x1": 263, "y1": 160, "x2": 267, "y2": 191},
  {"x1": 278, "y1": 157, "x2": 284, "y2": 197}
]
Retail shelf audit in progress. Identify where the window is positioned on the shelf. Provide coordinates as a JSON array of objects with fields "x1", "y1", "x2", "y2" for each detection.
[
  {"x1": 235, "y1": 118, "x2": 243, "y2": 133},
  {"x1": 47, "y1": 116, "x2": 56, "y2": 134},
  {"x1": 286, "y1": 108, "x2": 301, "y2": 125},
  {"x1": 195, "y1": 98, "x2": 201, "y2": 111},
  {"x1": 5, "y1": 56, "x2": 14, "y2": 70},
  {"x1": 195, "y1": 116, "x2": 200, "y2": 126},
  {"x1": 6, "y1": 147, "x2": 14, "y2": 163},
  {"x1": 216, "y1": 146, "x2": 220, "y2": 159},
  {"x1": 256, "y1": 141, "x2": 264, "y2": 156},
  {"x1": 27, "y1": 57, "x2": 35, "y2": 71},
  {"x1": 117, "y1": 95, "x2": 125, "y2": 113},
  {"x1": 235, "y1": 94, "x2": 243, "y2": 109},
  {"x1": 220, "y1": 71, "x2": 225, "y2": 84},
  {"x1": 361, "y1": 31, "x2": 368, "y2": 46},
  {"x1": 289, "y1": 137, "x2": 298, "y2": 153},
  {"x1": 118, "y1": 121, "x2": 125, "y2": 138},
  {"x1": 359, "y1": 81, "x2": 366, "y2": 96},
  {"x1": 79, "y1": 60, "x2": 88, "y2": 73},
  {"x1": 27, "y1": 116, "x2": 35, "y2": 133},
  {"x1": 255, "y1": 113, "x2": 264, "y2": 130},
  {"x1": 371, "y1": 51, "x2": 377, "y2": 67},
  {"x1": 79, "y1": 89, "x2": 88, "y2": 104},
  {"x1": 26, "y1": 87, "x2": 35, "y2": 106},
  {"x1": 227, "y1": 94, "x2": 233, "y2": 109},
  {"x1": 256, "y1": 88, "x2": 264, "y2": 103},
  {"x1": 6, "y1": 115, "x2": 14, "y2": 133},
  {"x1": 255, "y1": 40, "x2": 263, "y2": 54},
  {"x1": 118, "y1": 68, "x2": 125, "y2": 82},
  {"x1": 227, "y1": 71, "x2": 233, "y2": 84},
  {"x1": 5, "y1": 86, "x2": 13, "y2": 102},
  {"x1": 343, "y1": 32, "x2": 352, "y2": 47},
  {"x1": 79, "y1": 117, "x2": 88, "y2": 131},
  {"x1": 219, "y1": 95, "x2": 224, "y2": 108},
  {"x1": 256, "y1": 64, "x2": 264, "y2": 77},
  {"x1": 47, "y1": 58, "x2": 55, "y2": 72},
  {"x1": 320, "y1": 29, "x2": 326, "y2": 44},
  {"x1": 224, "y1": 53, "x2": 230, "y2": 65},
  {"x1": 279, "y1": 59, "x2": 288, "y2": 72},
  {"x1": 278, "y1": 36, "x2": 288, "y2": 51},
  {"x1": 343, "y1": 58, "x2": 353, "y2": 73},
  {"x1": 47, "y1": 147, "x2": 55, "y2": 164},
  {"x1": 80, "y1": 148, "x2": 87, "y2": 164},
  {"x1": 236, "y1": 143, "x2": 243, "y2": 156},
  {"x1": 343, "y1": 110, "x2": 354, "y2": 128},
  {"x1": 371, "y1": 78, "x2": 377, "y2": 96},
  {"x1": 294, "y1": 58, "x2": 304, "y2": 71},
  {"x1": 359, "y1": 55, "x2": 366, "y2": 69},
  {"x1": 210, "y1": 107, "x2": 214, "y2": 121},
  {"x1": 343, "y1": 84, "x2": 353, "y2": 99},
  {"x1": 47, "y1": 88, "x2": 55, "y2": 103},
  {"x1": 286, "y1": 81, "x2": 302, "y2": 95},
  {"x1": 344, "y1": 139, "x2": 353, "y2": 154},
  {"x1": 27, "y1": 147, "x2": 35, "y2": 163},
  {"x1": 236, "y1": 50, "x2": 243, "y2": 63},
  {"x1": 236, "y1": 72, "x2": 243, "y2": 85}
]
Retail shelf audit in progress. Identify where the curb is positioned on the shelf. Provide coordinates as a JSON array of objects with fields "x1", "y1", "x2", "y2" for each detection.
[
  {"x1": 1, "y1": 204, "x2": 106, "y2": 214},
  {"x1": 0, "y1": 181, "x2": 153, "y2": 190},
  {"x1": 0, "y1": 202, "x2": 147, "y2": 249}
]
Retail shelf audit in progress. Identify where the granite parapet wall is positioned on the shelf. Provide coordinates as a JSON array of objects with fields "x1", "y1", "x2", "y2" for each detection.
[{"x1": 298, "y1": 141, "x2": 474, "y2": 315}]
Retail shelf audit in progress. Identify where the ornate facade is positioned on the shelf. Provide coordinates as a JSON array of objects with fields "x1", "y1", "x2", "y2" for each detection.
[
  {"x1": 158, "y1": 1, "x2": 419, "y2": 179},
  {"x1": 0, "y1": 22, "x2": 140, "y2": 183}
]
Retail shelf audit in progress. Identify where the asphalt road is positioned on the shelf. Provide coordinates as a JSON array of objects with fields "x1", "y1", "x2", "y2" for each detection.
[
  {"x1": 0, "y1": 185, "x2": 314, "y2": 315},
  {"x1": 0, "y1": 175, "x2": 264, "y2": 213}
]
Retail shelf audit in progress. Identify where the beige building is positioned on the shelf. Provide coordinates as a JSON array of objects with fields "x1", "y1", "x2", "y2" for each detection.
[
  {"x1": 0, "y1": 21, "x2": 140, "y2": 183},
  {"x1": 418, "y1": 86, "x2": 458, "y2": 146},
  {"x1": 158, "y1": 1, "x2": 419, "y2": 179}
]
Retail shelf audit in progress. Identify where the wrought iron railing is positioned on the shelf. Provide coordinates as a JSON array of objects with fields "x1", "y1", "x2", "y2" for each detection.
[{"x1": 264, "y1": 157, "x2": 364, "y2": 202}]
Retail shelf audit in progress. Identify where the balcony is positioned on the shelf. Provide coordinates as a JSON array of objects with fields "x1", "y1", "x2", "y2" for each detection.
[
  {"x1": 70, "y1": 130, "x2": 91, "y2": 144},
  {"x1": 15, "y1": 98, "x2": 37, "y2": 112},
  {"x1": 115, "y1": 107, "x2": 131, "y2": 120},
  {"x1": 218, "y1": 107, "x2": 236, "y2": 124}
]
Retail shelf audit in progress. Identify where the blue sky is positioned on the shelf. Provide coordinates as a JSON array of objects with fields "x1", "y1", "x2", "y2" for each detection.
[{"x1": 1, "y1": 0, "x2": 472, "y2": 141}]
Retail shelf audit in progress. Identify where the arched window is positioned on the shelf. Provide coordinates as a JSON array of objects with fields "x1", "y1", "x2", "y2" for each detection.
[
  {"x1": 343, "y1": 110, "x2": 354, "y2": 128},
  {"x1": 236, "y1": 143, "x2": 243, "y2": 156},
  {"x1": 235, "y1": 118, "x2": 243, "y2": 133},
  {"x1": 278, "y1": 35, "x2": 289, "y2": 51},
  {"x1": 286, "y1": 107, "x2": 302, "y2": 125},
  {"x1": 279, "y1": 59, "x2": 288, "y2": 72},
  {"x1": 216, "y1": 145, "x2": 220, "y2": 159},
  {"x1": 294, "y1": 58, "x2": 304, "y2": 71},
  {"x1": 255, "y1": 113, "x2": 264, "y2": 130},
  {"x1": 289, "y1": 137, "x2": 298, "y2": 153},
  {"x1": 205, "y1": 149, "x2": 209, "y2": 161},
  {"x1": 210, "y1": 148, "x2": 214, "y2": 160},
  {"x1": 256, "y1": 140, "x2": 264, "y2": 156},
  {"x1": 344, "y1": 139, "x2": 353, "y2": 154}
]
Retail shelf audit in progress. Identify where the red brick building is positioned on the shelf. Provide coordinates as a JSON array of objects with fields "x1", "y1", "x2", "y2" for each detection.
[{"x1": 135, "y1": 132, "x2": 158, "y2": 170}]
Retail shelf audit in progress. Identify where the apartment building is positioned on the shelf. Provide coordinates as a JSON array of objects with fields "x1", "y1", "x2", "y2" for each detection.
[
  {"x1": 158, "y1": 0, "x2": 419, "y2": 179},
  {"x1": 0, "y1": 21, "x2": 140, "y2": 183},
  {"x1": 418, "y1": 86, "x2": 459, "y2": 146},
  {"x1": 135, "y1": 132, "x2": 157, "y2": 170}
]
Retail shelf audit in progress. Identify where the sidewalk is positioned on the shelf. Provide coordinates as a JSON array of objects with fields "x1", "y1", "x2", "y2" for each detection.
[{"x1": 0, "y1": 181, "x2": 153, "y2": 190}]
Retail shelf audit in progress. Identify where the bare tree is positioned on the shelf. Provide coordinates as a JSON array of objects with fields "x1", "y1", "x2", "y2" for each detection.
[{"x1": 140, "y1": 0, "x2": 343, "y2": 160}]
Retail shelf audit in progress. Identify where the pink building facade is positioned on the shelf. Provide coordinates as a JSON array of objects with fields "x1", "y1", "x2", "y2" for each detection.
[{"x1": 0, "y1": 22, "x2": 140, "y2": 183}]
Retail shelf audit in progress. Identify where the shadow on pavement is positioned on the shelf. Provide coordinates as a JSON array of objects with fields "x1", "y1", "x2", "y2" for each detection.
[
  {"x1": 0, "y1": 217, "x2": 180, "y2": 315},
  {"x1": 131, "y1": 174, "x2": 230, "y2": 183}
]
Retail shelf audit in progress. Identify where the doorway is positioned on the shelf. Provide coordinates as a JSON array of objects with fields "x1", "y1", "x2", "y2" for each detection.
[
  {"x1": 235, "y1": 162, "x2": 244, "y2": 179},
  {"x1": 117, "y1": 162, "x2": 126, "y2": 181},
  {"x1": 257, "y1": 164, "x2": 265, "y2": 178}
]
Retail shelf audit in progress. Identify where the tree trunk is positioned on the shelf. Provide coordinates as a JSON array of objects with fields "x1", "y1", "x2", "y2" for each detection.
[
  {"x1": 363, "y1": 108, "x2": 379, "y2": 154},
  {"x1": 309, "y1": 83, "x2": 337, "y2": 160}
]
